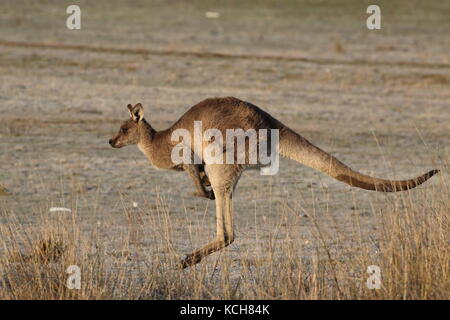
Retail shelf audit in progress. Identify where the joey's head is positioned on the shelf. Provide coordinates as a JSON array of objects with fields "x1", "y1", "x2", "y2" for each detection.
[{"x1": 109, "y1": 103, "x2": 145, "y2": 148}]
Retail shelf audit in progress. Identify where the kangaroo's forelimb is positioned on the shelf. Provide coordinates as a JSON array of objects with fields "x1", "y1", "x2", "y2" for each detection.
[{"x1": 184, "y1": 164, "x2": 215, "y2": 200}]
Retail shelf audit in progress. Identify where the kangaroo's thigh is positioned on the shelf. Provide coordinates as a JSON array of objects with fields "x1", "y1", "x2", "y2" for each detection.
[{"x1": 205, "y1": 164, "x2": 243, "y2": 195}]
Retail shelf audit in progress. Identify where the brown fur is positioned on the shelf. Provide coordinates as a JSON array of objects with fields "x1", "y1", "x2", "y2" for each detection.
[{"x1": 109, "y1": 97, "x2": 439, "y2": 268}]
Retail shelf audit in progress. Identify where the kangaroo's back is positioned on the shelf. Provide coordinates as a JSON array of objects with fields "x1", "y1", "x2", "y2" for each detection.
[
  {"x1": 172, "y1": 96, "x2": 439, "y2": 192},
  {"x1": 169, "y1": 97, "x2": 283, "y2": 134}
]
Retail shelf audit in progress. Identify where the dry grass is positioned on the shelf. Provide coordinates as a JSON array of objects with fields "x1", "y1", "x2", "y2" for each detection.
[
  {"x1": 0, "y1": 174, "x2": 447, "y2": 300},
  {"x1": 2, "y1": 119, "x2": 32, "y2": 137},
  {"x1": 0, "y1": 0, "x2": 448, "y2": 301},
  {"x1": 0, "y1": 185, "x2": 9, "y2": 196}
]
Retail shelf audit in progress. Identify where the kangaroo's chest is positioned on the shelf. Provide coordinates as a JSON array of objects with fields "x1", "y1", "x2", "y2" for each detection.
[{"x1": 138, "y1": 143, "x2": 175, "y2": 170}]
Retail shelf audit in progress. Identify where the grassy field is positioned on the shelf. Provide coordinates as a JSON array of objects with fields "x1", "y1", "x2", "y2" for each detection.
[{"x1": 0, "y1": 0, "x2": 448, "y2": 299}]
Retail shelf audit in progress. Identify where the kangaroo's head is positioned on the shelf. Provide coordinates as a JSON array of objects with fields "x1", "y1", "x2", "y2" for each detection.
[{"x1": 109, "y1": 103, "x2": 145, "y2": 148}]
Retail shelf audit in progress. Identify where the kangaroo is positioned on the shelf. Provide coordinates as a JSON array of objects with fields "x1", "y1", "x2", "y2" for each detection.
[{"x1": 109, "y1": 97, "x2": 439, "y2": 268}]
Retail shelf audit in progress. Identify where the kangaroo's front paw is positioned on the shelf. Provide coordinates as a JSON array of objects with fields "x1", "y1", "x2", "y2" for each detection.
[
  {"x1": 207, "y1": 190, "x2": 215, "y2": 200},
  {"x1": 201, "y1": 175, "x2": 211, "y2": 187}
]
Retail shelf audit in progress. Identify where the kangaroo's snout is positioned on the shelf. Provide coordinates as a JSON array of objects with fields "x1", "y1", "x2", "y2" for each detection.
[
  {"x1": 109, "y1": 138, "x2": 121, "y2": 148},
  {"x1": 109, "y1": 137, "x2": 121, "y2": 148},
  {"x1": 108, "y1": 138, "x2": 117, "y2": 147}
]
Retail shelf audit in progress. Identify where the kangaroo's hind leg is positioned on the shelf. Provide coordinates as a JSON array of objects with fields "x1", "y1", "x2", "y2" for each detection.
[{"x1": 180, "y1": 164, "x2": 242, "y2": 268}]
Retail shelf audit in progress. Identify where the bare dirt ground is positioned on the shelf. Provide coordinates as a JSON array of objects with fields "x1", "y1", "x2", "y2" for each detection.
[{"x1": 0, "y1": 0, "x2": 448, "y2": 299}]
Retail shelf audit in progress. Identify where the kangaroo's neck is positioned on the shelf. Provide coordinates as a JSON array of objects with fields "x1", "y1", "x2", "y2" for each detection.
[
  {"x1": 137, "y1": 119, "x2": 174, "y2": 169},
  {"x1": 137, "y1": 119, "x2": 156, "y2": 145}
]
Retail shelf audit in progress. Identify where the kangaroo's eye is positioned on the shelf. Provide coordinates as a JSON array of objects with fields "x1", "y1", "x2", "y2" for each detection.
[{"x1": 121, "y1": 128, "x2": 128, "y2": 134}]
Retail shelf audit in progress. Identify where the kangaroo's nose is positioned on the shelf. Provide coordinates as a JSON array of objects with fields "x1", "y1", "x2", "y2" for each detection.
[{"x1": 108, "y1": 139, "x2": 113, "y2": 145}]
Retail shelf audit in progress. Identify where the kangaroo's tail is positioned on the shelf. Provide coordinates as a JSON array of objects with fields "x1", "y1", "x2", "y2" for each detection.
[{"x1": 278, "y1": 127, "x2": 439, "y2": 192}]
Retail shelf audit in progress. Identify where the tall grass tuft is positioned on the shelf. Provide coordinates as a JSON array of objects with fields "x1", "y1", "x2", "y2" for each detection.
[{"x1": 0, "y1": 174, "x2": 448, "y2": 299}]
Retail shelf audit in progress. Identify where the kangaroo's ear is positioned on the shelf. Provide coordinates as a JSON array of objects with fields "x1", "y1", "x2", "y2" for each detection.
[{"x1": 127, "y1": 103, "x2": 144, "y2": 122}]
